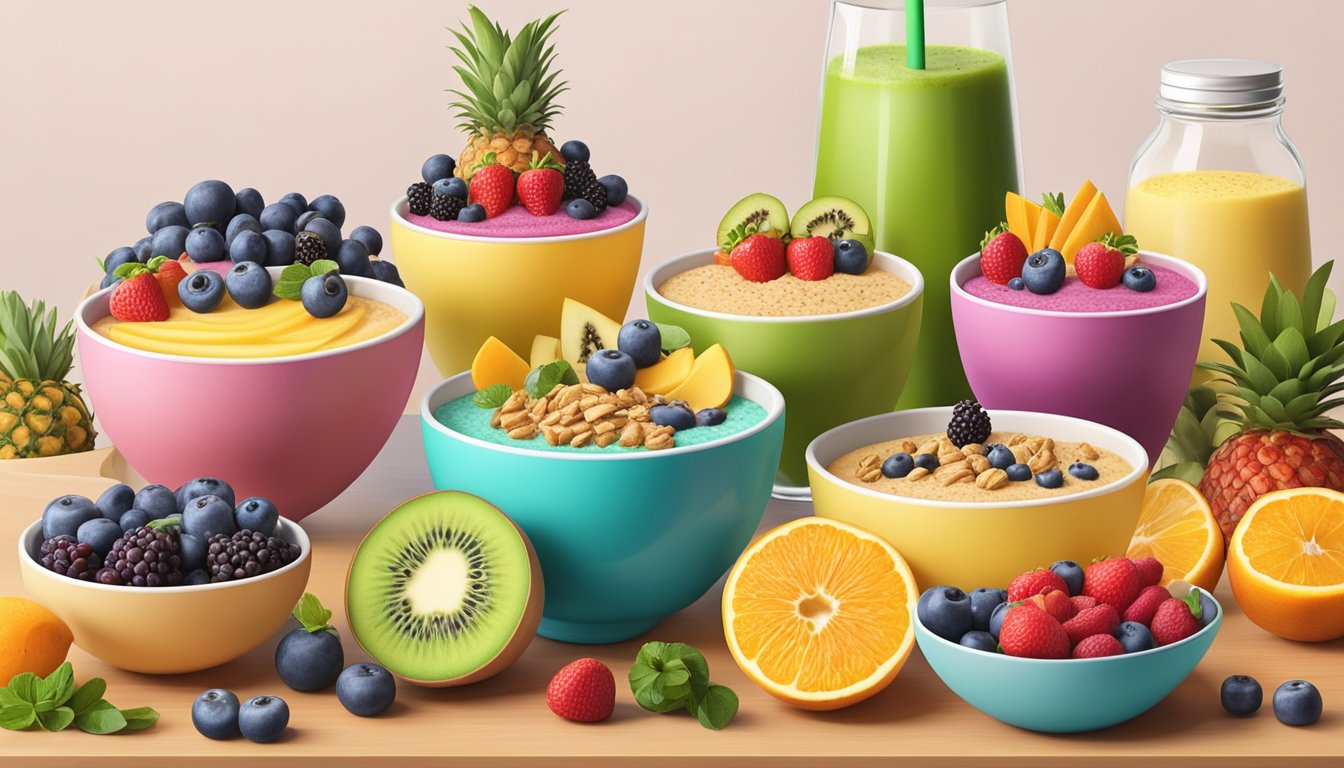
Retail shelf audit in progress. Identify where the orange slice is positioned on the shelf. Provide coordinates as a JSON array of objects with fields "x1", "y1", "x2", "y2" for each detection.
[
  {"x1": 1128, "y1": 479, "x2": 1225, "y2": 593},
  {"x1": 721, "y1": 517, "x2": 918, "y2": 710},
  {"x1": 1227, "y1": 487, "x2": 1344, "y2": 642}
]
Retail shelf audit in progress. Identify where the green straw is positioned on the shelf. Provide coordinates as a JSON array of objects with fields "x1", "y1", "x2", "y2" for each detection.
[{"x1": 906, "y1": 0, "x2": 925, "y2": 70}]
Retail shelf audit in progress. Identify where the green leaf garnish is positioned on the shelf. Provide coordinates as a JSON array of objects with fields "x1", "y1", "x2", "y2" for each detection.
[
  {"x1": 113, "y1": 262, "x2": 151, "y2": 280},
  {"x1": 310, "y1": 259, "x2": 339, "y2": 276},
  {"x1": 273, "y1": 262, "x2": 337, "y2": 301},
  {"x1": 293, "y1": 592, "x2": 337, "y2": 635},
  {"x1": 629, "y1": 641, "x2": 735, "y2": 730},
  {"x1": 1041, "y1": 192, "x2": 1066, "y2": 217},
  {"x1": 36, "y1": 707, "x2": 74, "y2": 733},
  {"x1": 146, "y1": 255, "x2": 170, "y2": 271},
  {"x1": 37, "y1": 662, "x2": 73, "y2": 709},
  {"x1": 655, "y1": 323, "x2": 691, "y2": 354},
  {"x1": 525, "y1": 360, "x2": 579, "y2": 399},
  {"x1": 74, "y1": 703, "x2": 126, "y2": 735},
  {"x1": 118, "y1": 707, "x2": 160, "y2": 731},
  {"x1": 0, "y1": 662, "x2": 155, "y2": 735},
  {"x1": 0, "y1": 704, "x2": 35, "y2": 731},
  {"x1": 69, "y1": 679, "x2": 106, "y2": 716},
  {"x1": 695, "y1": 684, "x2": 739, "y2": 731},
  {"x1": 1098, "y1": 232, "x2": 1139, "y2": 256},
  {"x1": 472, "y1": 383, "x2": 513, "y2": 409}
]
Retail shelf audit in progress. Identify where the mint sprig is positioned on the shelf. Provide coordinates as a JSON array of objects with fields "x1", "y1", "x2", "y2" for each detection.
[
  {"x1": 1041, "y1": 191, "x2": 1066, "y2": 217},
  {"x1": 524, "y1": 360, "x2": 579, "y2": 399},
  {"x1": 293, "y1": 592, "x2": 338, "y2": 636},
  {"x1": 629, "y1": 641, "x2": 738, "y2": 730},
  {"x1": 0, "y1": 662, "x2": 158, "y2": 735},
  {"x1": 655, "y1": 323, "x2": 691, "y2": 354},
  {"x1": 273, "y1": 260, "x2": 340, "y2": 300},
  {"x1": 472, "y1": 383, "x2": 513, "y2": 409}
]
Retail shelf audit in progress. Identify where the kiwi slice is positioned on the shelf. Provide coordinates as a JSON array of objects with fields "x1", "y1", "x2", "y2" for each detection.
[
  {"x1": 790, "y1": 195, "x2": 872, "y2": 243},
  {"x1": 559, "y1": 297, "x2": 621, "y2": 368},
  {"x1": 345, "y1": 491, "x2": 542, "y2": 687},
  {"x1": 716, "y1": 193, "x2": 790, "y2": 251}
]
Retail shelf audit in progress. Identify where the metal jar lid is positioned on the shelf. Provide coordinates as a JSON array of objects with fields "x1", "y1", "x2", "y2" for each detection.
[{"x1": 1158, "y1": 59, "x2": 1284, "y2": 113}]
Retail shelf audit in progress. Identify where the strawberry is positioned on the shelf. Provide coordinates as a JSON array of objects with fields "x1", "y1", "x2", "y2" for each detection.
[
  {"x1": 999, "y1": 604, "x2": 1070, "y2": 659},
  {"x1": 1071, "y1": 634, "x2": 1125, "y2": 659},
  {"x1": 979, "y1": 225, "x2": 1028, "y2": 285},
  {"x1": 1122, "y1": 584, "x2": 1172, "y2": 626},
  {"x1": 1073, "y1": 233, "x2": 1136, "y2": 289},
  {"x1": 1131, "y1": 556, "x2": 1164, "y2": 588},
  {"x1": 1150, "y1": 595, "x2": 1201, "y2": 646},
  {"x1": 516, "y1": 151, "x2": 565, "y2": 216},
  {"x1": 152, "y1": 257, "x2": 187, "y2": 306},
  {"x1": 1007, "y1": 568, "x2": 1069, "y2": 602},
  {"x1": 1083, "y1": 557, "x2": 1141, "y2": 612},
  {"x1": 786, "y1": 236, "x2": 834, "y2": 281},
  {"x1": 713, "y1": 249, "x2": 731, "y2": 266},
  {"x1": 1069, "y1": 595, "x2": 1098, "y2": 614},
  {"x1": 468, "y1": 152, "x2": 516, "y2": 219},
  {"x1": 110, "y1": 269, "x2": 170, "y2": 322},
  {"x1": 729, "y1": 234, "x2": 786, "y2": 283},
  {"x1": 1024, "y1": 588, "x2": 1074, "y2": 622},
  {"x1": 546, "y1": 658, "x2": 615, "y2": 723},
  {"x1": 1063, "y1": 604, "x2": 1120, "y2": 647}
]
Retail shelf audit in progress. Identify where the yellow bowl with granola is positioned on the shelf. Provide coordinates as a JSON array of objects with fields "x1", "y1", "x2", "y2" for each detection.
[{"x1": 806, "y1": 406, "x2": 1149, "y2": 590}]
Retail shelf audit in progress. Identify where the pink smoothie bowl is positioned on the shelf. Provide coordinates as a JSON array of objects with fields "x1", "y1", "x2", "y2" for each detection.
[
  {"x1": 950, "y1": 251, "x2": 1206, "y2": 466},
  {"x1": 74, "y1": 270, "x2": 425, "y2": 520}
]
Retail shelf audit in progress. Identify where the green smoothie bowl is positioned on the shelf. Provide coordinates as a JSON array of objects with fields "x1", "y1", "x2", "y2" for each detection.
[
  {"x1": 646, "y1": 249, "x2": 923, "y2": 500},
  {"x1": 419, "y1": 370, "x2": 785, "y2": 644}
]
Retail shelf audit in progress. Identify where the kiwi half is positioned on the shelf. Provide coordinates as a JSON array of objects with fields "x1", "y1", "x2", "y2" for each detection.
[
  {"x1": 790, "y1": 195, "x2": 872, "y2": 243},
  {"x1": 716, "y1": 193, "x2": 790, "y2": 251},
  {"x1": 559, "y1": 297, "x2": 621, "y2": 368},
  {"x1": 345, "y1": 491, "x2": 542, "y2": 687}
]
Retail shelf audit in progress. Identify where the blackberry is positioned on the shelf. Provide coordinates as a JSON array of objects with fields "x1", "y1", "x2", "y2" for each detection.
[
  {"x1": 946, "y1": 399, "x2": 992, "y2": 448},
  {"x1": 206, "y1": 529, "x2": 301, "y2": 583},
  {"x1": 294, "y1": 231, "x2": 327, "y2": 266},
  {"x1": 407, "y1": 182, "x2": 433, "y2": 215},
  {"x1": 102, "y1": 522, "x2": 183, "y2": 587},
  {"x1": 562, "y1": 159, "x2": 596, "y2": 200},
  {"x1": 38, "y1": 536, "x2": 101, "y2": 581},
  {"x1": 579, "y1": 179, "x2": 608, "y2": 214},
  {"x1": 430, "y1": 193, "x2": 464, "y2": 222}
]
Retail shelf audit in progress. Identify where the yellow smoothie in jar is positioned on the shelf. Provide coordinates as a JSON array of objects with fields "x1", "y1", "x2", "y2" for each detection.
[{"x1": 1125, "y1": 170, "x2": 1310, "y2": 375}]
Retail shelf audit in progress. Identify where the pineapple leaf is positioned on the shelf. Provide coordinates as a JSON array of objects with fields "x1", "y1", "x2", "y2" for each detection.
[
  {"x1": 1273, "y1": 326, "x2": 1311, "y2": 372},
  {"x1": 1307, "y1": 318, "x2": 1344, "y2": 358},
  {"x1": 1318, "y1": 289, "x2": 1337, "y2": 333},
  {"x1": 1240, "y1": 354, "x2": 1280, "y2": 396},
  {"x1": 1150, "y1": 461, "x2": 1206, "y2": 485},
  {"x1": 1301, "y1": 261, "x2": 1333, "y2": 333},
  {"x1": 1261, "y1": 275, "x2": 1284, "y2": 338},
  {"x1": 1284, "y1": 392, "x2": 1321, "y2": 422},
  {"x1": 1187, "y1": 384, "x2": 1221, "y2": 414},
  {"x1": 1267, "y1": 378, "x2": 1305, "y2": 403},
  {"x1": 1277, "y1": 290, "x2": 1305, "y2": 337},
  {"x1": 1230, "y1": 303, "x2": 1271, "y2": 359},
  {"x1": 1210, "y1": 338, "x2": 1245, "y2": 369},
  {"x1": 1258, "y1": 395, "x2": 1289, "y2": 424},
  {"x1": 1258, "y1": 339, "x2": 1293, "y2": 382}
]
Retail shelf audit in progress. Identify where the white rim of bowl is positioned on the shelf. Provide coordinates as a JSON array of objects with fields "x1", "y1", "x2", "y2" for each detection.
[
  {"x1": 388, "y1": 194, "x2": 648, "y2": 244},
  {"x1": 950, "y1": 251, "x2": 1208, "y2": 319},
  {"x1": 805, "y1": 407, "x2": 1149, "y2": 509},
  {"x1": 914, "y1": 588, "x2": 1222, "y2": 663},
  {"x1": 18, "y1": 516, "x2": 311, "y2": 593},
  {"x1": 75, "y1": 267, "x2": 426, "y2": 366},
  {"x1": 645, "y1": 248, "x2": 925, "y2": 324},
  {"x1": 420, "y1": 369, "x2": 784, "y2": 461}
]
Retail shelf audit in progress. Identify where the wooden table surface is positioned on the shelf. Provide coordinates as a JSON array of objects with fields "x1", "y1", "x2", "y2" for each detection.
[{"x1": 1, "y1": 416, "x2": 1340, "y2": 767}]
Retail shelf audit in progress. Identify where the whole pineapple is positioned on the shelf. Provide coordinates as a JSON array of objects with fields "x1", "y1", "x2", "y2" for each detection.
[
  {"x1": 0, "y1": 292, "x2": 96, "y2": 459},
  {"x1": 449, "y1": 6, "x2": 566, "y2": 180},
  {"x1": 1198, "y1": 262, "x2": 1344, "y2": 544}
]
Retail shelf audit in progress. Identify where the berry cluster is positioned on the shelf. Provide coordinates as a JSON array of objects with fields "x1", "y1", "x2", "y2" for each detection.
[{"x1": 982, "y1": 230, "x2": 1157, "y2": 295}]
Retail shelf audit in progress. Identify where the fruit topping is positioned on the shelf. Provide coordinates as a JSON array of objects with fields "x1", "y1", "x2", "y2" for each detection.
[
  {"x1": 407, "y1": 182, "x2": 433, "y2": 215},
  {"x1": 1007, "y1": 568, "x2": 1069, "y2": 602},
  {"x1": 99, "y1": 519, "x2": 184, "y2": 587},
  {"x1": 1005, "y1": 462, "x2": 1031, "y2": 481},
  {"x1": 717, "y1": 193, "x2": 789, "y2": 253},
  {"x1": 1123, "y1": 265, "x2": 1157, "y2": 292},
  {"x1": 1068, "y1": 461, "x2": 1100, "y2": 480},
  {"x1": 1049, "y1": 559, "x2": 1085, "y2": 596},
  {"x1": 998, "y1": 603, "x2": 1070, "y2": 659},
  {"x1": 650, "y1": 403, "x2": 696, "y2": 431},
  {"x1": 1035, "y1": 468, "x2": 1063, "y2": 488},
  {"x1": 225, "y1": 261, "x2": 273, "y2": 309},
  {"x1": 1021, "y1": 248, "x2": 1066, "y2": 295},
  {"x1": 1062, "y1": 604, "x2": 1120, "y2": 647},
  {"x1": 206, "y1": 529, "x2": 301, "y2": 583},
  {"x1": 547, "y1": 657, "x2": 616, "y2": 723},
  {"x1": 979, "y1": 226, "x2": 1028, "y2": 285},
  {"x1": 1074, "y1": 233, "x2": 1137, "y2": 289},
  {"x1": 300, "y1": 270, "x2": 349, "y2": 319},
  {"x1": 946, "y1": 399, "x2": 992, "y2": 448},
  {"x1": 1082, "y1": 557, "x2": 1141, "y2": 614},
  {"x1": 585, "y1": 349, "x2": 637, "y2": 392},
  {"x1": 790, "y1": 195, "x2": 872, "y2": 246},
  {"x1": 833, "y1": 238, "x2": 869, "y2": 275},
  {"x1": 695, "y1": 407, "x2": 727, "y2": 427},
  {"x1": 598, "y1": 175, "x2": 628, "y2": 206},
  {"x1": 786, "y1": 236, "x2": 836, "y2": 281},
  {"x1": 1007, "y1": 277, "x2": 1025, "y2": 290},
  {"x1": 1149, "y1": 593, "x2": 1201, "y2": 646},
  {"x1": 1113, "y1": 620, "x2": 1154, "y2": 653},
  {"x1": 1071, "y1": 633, "x2": 1125, "y2": 658},
  {"x1": 179, "y1": 270, "x2": 226, "y2": 313},
  {"x1": 617, "y1": 319, "x2": 662, "y2": 368},
  {"x1": 422, "y1": 153, "x2": 456, "y2": 184},
  {"x1": 38, "y1": 535, "x2": 101, "y2": 581},
  {"x1": 109, "y1": 266, "x2": 169, "y2": 323},
  {"x1": 882, "y1": 453, "x2": 914, "y2": 478},
  {"x1": 968, "y1": 587, "x2": 1007, "y2": 632},
  {"x1": 517, "y1": 151, "x2": 566, "y2": 216},
  {"x1": 913, "y1": 453, "x2": 940, "y2": 472},
  {"x1": 431, "y1": 192, "x2": 465, "y2": 222},
  {"x1": 729, "y1": 233, "x2": 787, "y2": 283}
]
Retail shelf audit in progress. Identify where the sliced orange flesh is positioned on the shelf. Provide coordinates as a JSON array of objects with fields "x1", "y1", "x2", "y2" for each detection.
[
  {"x1": 1129, "y1": 479, "x2": 1225, "y2": 592},
  {"x1": 1237, "y1": 490, "x2": 1344, "y2": 586}
]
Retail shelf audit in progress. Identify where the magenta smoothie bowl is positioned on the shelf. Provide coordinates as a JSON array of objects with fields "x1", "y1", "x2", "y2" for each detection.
[{"x1": 950, "y1": 251, "x2": 1206, "y2": 465}]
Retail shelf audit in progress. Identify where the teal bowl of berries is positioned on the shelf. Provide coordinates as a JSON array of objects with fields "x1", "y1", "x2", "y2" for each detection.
[{"x1": 914, "y1": 587, "x2": 1222, "y2": 732}]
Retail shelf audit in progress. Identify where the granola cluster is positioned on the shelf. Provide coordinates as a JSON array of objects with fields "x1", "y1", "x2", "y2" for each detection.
[
  {"x1": 854, "y1": 433, "x2": 1101, "y2": 490},
  {"x1": 490, "y1": 383, "x2": 677, "y2": 450}
]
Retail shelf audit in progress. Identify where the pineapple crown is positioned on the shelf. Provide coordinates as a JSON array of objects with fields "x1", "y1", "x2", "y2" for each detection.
[
  {"x1": 448, "y1": 6, "x2": 568, "y2": 136},
  {"x1": 1151, "y1": 383, "x2": 1241, "y2": 484},
  {"x1": 0, "y1": 291, "x2": 76, "y2": 383},
  {"x1": 1199, "y1": 260, "x2": 1344, "y2": 433}
]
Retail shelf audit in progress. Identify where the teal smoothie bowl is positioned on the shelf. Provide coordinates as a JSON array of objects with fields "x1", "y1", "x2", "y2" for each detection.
[
  {"x1": 420, "y1": 370, "x2": 785, "y2": 644},
  {"x1": 914, "y1": 589, "x2": 1222, "y2": 733},
  {"x1": 646, "y1": 249, "x2": 924, "y2": 500}
]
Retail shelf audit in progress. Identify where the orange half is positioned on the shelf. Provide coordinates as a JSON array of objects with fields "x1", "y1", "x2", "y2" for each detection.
[
  {"x1": 1128, "y1": 479, "x2": 1225, "y2": 592},
  {"x1": 721, "y1": 517, "x2": 918, "y2": 710}
]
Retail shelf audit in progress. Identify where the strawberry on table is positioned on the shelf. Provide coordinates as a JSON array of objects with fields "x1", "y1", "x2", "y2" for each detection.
[
  {"x1": 468, "y1": 152, "x2": 517, "y2": 219},
  {"x1": 786, "y1": 236, "x2": 834, "y2": 281},
  {"x1": 1074, "y1": 233, "x2": 1138, "y2": 289},
  {"x1": 546, "y1": 658, "x2": 615, "y2": 723},
  {"x1": 516, "y1": 151, "x2": 565, "y2": 217},
  {"x1": 109, "y1": 266, "x2": 170, "y2": 322},
  {"x1": 1082, "y1": 557, "x2": 1141, "y2": 612},
  {"x1": 729, "y1": 233, "x2": 786, "y2": 283},
  {"x1": 979, "y1": 225, "x2": 1028, "y2": 285},
  {"x1": 999, "y1": 603, "x2": 1070, "y2": 659}
]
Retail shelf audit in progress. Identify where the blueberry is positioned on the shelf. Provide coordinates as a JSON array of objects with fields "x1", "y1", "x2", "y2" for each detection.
[
  {"x1": 336, "y1": 239, "x2": 372, "y2": 278},
  {"x1": 192, "y1": 688, "x2": 241, "y2": 740},
  {"x1": 276, "y1": 627, "x2": 343, "y2": 691},
  {"x1": 457, "y1": 203, "x2": 486, "y2": 222},
  {"x1": 238, "y1": 695, "x2": 289, "y2": 743},
  {"x1": 309, "y1": 195, "x2": 346, "y2": 229},
  {"x1": 118, "y1": 508, "x2": 151, "y2": 533},
  {"x1": 336, "y1": 663, "x2": 397, "y2": 717},
  {"x1": 184, "y1": 180, "x2": 236, "y2": 227},
  {"x1": 912, "y1": 453, "x2": 939, "y2": 472},
  {"x1": 617, "y1": 319, "x2": 661, "y2": 368},
  {"x1": 421, "y1": 154, "x2": 457, "y2": 184},
  {"x1": 184, "y1": 226, "x2": 226, "y2": 263},
  {"x1": 988, "y1": 601, "x2": 1010, "y2": 638},
  {"x1": 146, "y1": 201, "x2": 189, "y2": 233},
  {"x1": 262, "y1": 229, "x2": 295, "y2": 267},
  {"x1": 584, "y1": 349, "x2": 636, "y2": 392},
  {"x1": 959, "y1": 630, "x2": 999, "y2": 653},
  {"x1": 1035, "y1": 468, "x2": 1064, "y2": 488},
  {"x1": 225, "y1": 214, "x2": 262, "y2": 246},
  {"x1": 597, "y1": 174, "x2": 628, "y2": 206},
  {"x1": 176, "y1": 477, "x2": 236, "y2": 512},
  {"x1": 1005, "y1": 463, "x2": 1032, "y2": 482},
  {"x1": 303, "y1": 217, "x2": 343, "y2": 258},
  {"x1": 1007, "y1": 277, "x2": 1025, "y2": 291},
  {"x1": 179, "y1": 532, "x2": 206, "y2": 572},
  {"x1": 132, "y1": 236, "x2": 153, "y2": 262},
  {"x1": 235, "y1": 497, "x2": 279, "y2": 537},
  {"x1": 348, "y1": 225, "x2": 383, "y2": 256},
  {"x1": 184, "y1": 569, "x2": 211, "y2": 586},
  {"x1": 986, "y1": 444, "x2": 1015, "y2": 469},
  {"x1": 151, "y1": 224, "x2": 191, "y2": 261},
  {"x1": 1022, "y1": 249, "x2": 1066, "y2": 295},
  {"x1": 649, "y1": 404, "x2": 696, "y2": 431},
  {"x1": 559, "y1": 140, "x2": 590, "y2": 163},
  {"x1": 1221, "y1": 675, "x2": 1262, "y2": 717},
  {"x1": 1273, "y1": 680, "x2": 1322, "y2": 726},
  {"x1": 1123, "y1": 265, "x2": 1156, "y2": 292},
  {"x1": 226, "y1": 261, "x2": 273, "y2": 308},
  {"x1": 103, "y1": 247, "x2": 138, "y2": 274},
  {"x1": 179, "y1": 269, "x2": 226, "y2": 313},
  {"x1": 881, "y1": 453, "x2": 914, "y2": 478},
  {"x1": 278, "y1": 192, "x2": 308, "y2": 215},
  {"x1": 695, "y1": 408, "x2": 727, "y2": 427},
  {"x1": 369, "y1": 259, "x2": 404, "y2": 288},
  {"x1": 968, "y1": 587, "x2": 1007, "y2": 632},
  {"x1": 183, "y1": 495, "x2": 237, "y2": 541},
  {"x1": 96, "y1": 483, "x2": 135, "y2": 521},
  {"x1": 1113, "y1": 621, "x2": 1155, "y2": 653},
  {"x1": 76, "y1": 518, "x2": 122, "y2": 559},
  {"x1": 1068, "y1": 462, "x2": 1099, "y2": 480},
  {"x1": 301, "y1": 272, "x2": 349, "y2": 318},
  {"x1": 1198, "y1": 590, "x2": 1218, "y2": 627},
  {"x1": 294, "y1": 210, "x2": 325, "y2": 234},
  {"x1": 130, "y1": 484, "x2": 176, "y2": 521},
  {"x1": 234, "y1": 188, "x2": 265, "y2": 220},
  {"x1": 432, "y1": 178, "x2": 464, "y2": 200},
  {"x1": 99, "y1": 273, "x2": 121, "y2": 290},
  {"x1": 916, "y1": 586, "x2": 974, "y2": 642},
  {"x1": 259, "y1": 202, "x2": 299, "y2": 234},
  {"x1": 566, "y1": 198, "x2": 596, "y2": 220},
  {"x1": 229, "y1": 229, "x2": 268, "y2": 266},
  {"x1": 833, "y1": 239, "x2": 868, "y2": 275},
  {"x1": 1049, "y1": 559, "x2": 1085, "y2": 596}
]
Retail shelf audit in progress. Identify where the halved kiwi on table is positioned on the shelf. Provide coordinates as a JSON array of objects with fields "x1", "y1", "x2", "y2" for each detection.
[
  {"x1": 345, "y1": 491, "x2": 542, "y2": 687},
  {"x1": 790, "y1": 195, "x2": 874, "y2": 253},
  {"x1": 716, "y1": 193, "x2": 790, "y2": 251}
]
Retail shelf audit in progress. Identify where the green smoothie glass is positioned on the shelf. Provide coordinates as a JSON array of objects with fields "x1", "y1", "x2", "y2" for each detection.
[{"x1": 813, "y1": 0, "x2": 1021, "y2": 408}]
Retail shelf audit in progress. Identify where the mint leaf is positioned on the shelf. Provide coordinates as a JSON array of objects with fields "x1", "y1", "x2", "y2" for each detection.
[
  {"x1": 309, "y1": 259, "x2": 338, "y2": 276},
  {"x1": 655, "y1": 323, "x2": 691, "y2": 353},
  {"x1": 0, "y1": 688, "x2": 23, "y2": 708},
  {"x1": 273, "y1": 263, "x2": 313, "y2": 301},
  {"x1": 663, "y1": 643, "x2": 710, "y2": 704},
  {"x1": 0, "y1": 704, "x2": 35, "y2": 731},
  {"x1": 38, "y1": 662, "x2": 74, "y2": 708},
  {"x1": 5, "y1": 673, "x2": 39, "y2": 704},
  {"x1": 273, "y1": 279, "x2": 305, "y2": 301},
  {"x1": 695, "y1": 684, "x2": 739, "y2": 731},
  {"x1": 74, "y1": 701, "x2": 126, "y2": 735},
  {"x1": 36, "y1": 706, "x2": 73, "y2": 732},
  {"x1": 118, "y1": 707, "x2": 159, "y2": 731},
  {"x1": 472, "y1": 383, "x2": 513, "y2": 409},
  {"x1": 525, "y1": 360, "x2": 579, "y2": 399},
  {"x1": 280, "y1": 264, "x2": 313, "y2": 283},
  {"x1": 630, "y1": 641, "x2": 712, "y2": 715},
  {"x1": 293, "y1": 592, "x2": 336, "y2": 634},
  {"x1": 69, "y1": 679, "x2": 107, "y2": 716}
]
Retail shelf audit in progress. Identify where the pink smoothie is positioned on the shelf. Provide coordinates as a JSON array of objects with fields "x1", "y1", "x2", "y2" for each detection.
[
  {"x1": 962, "y1": 262, "x2": 1198, "y2": 312},
  {"x1": 406, "y1": 199, "x2": 640, "y2": 239}
]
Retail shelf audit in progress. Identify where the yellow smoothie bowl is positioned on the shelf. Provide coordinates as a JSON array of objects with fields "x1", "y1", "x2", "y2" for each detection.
[
  {"x1": 806, "y1": 408, "x2": 1149, "y2": 591},
  {"x1": 388, "y1": 196, "x2": 647, "y2": 377}
]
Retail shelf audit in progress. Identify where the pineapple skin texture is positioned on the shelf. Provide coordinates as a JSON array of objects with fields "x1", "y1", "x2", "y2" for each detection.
[
  {"x1": 1199, "y1": 429, "x2": 1344, "y2": 544},
  {"x1": 0, "y1": 377, "x2": 96, "y2": 459},
  {"x1": 456, "y1": 131, "x2": 560, "y2": 180}
]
